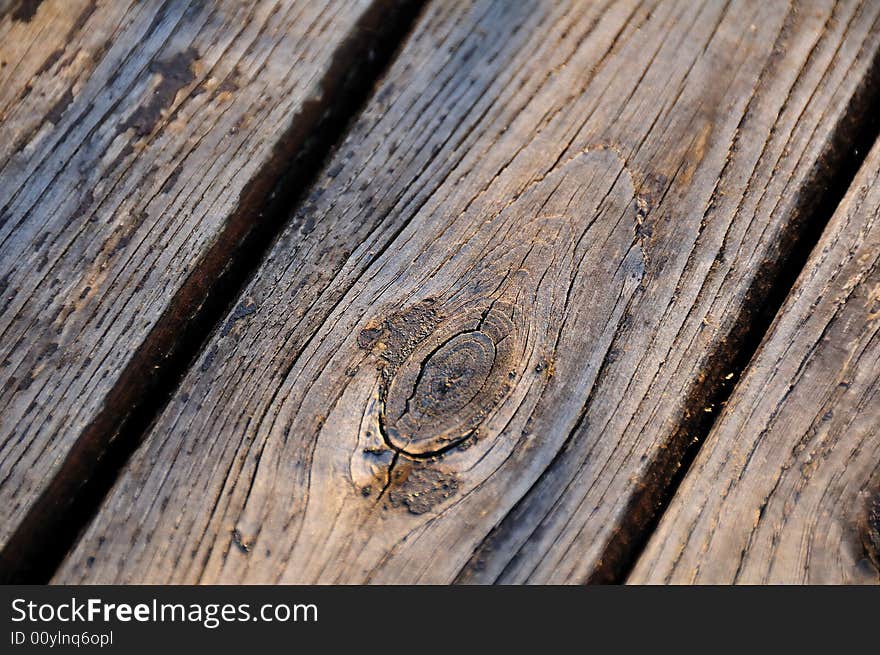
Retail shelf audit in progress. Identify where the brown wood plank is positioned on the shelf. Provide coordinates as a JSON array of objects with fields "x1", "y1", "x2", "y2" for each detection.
[
  {"x1": 55, "y1": 0, "x2": 880, "y2": 584},
  {"x1": 0, "y1": 0, "x2": 416, "y2": 579},
  {"x1": 629, "y1": 138, "x2": 880, "y2": 584}
]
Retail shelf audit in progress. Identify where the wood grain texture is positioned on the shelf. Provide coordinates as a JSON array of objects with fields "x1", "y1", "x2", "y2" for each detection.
[
  {"x1": 630, "y1": 139, "x2": 880, "y2": 585},
  {"x1": 0, "y1": 0, "x2": 410, "y2": 571},
  {"x1": 56, "y1": 0, "x2": 880, "y2": 584}
]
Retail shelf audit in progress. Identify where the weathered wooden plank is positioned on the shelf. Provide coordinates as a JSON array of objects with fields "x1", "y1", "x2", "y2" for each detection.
[
  {"x1": 629, "y1": 139, "x2": 880, "y2": 585},
  {"x1": 57, "y1": 0, "x2": 880, "y2": 584},
  {"x1": 0, "y1": 0, "x2": 417, "y2": 578}
]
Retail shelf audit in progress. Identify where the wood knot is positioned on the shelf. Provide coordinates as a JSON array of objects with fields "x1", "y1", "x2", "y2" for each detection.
[{"x1": 375, "y1": 300, "x2": 520, "y2": 456}]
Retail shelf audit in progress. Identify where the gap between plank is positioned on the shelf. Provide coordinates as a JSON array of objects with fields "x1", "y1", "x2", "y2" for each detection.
[
  {"x1": 595, "y1": 47, "x2": 880, "y2": 585},
  {"x1": 0, "y1": 0, "x2": 427, "y2": 584}
]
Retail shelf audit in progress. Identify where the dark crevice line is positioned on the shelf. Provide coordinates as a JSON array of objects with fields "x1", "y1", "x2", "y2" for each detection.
[
  {"x1": 0, "y1": 0, "x2": 427, "y2": 584},
  {"x1": 376, "y1": 451, "x2": 400, "y2": 501},
  {"x1": 599, "y1": 43, "x2": 880, "y2": 585}
]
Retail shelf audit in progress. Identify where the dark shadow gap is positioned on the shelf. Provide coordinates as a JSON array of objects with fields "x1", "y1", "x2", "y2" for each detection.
[
  {"x1": 0, "y1": 0, "x2": 427, "y2": 584},
  {"x1": 593, "y1": 44, "x2": 880, "y2": 585}
]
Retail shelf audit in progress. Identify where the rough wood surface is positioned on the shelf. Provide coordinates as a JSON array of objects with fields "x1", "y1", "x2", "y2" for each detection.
[
  {"x1": 0, "y1": 0, "x2": 409, "y2": 572},
  {"x1": 56, "y1": 0, "x2": 880, "y2": 584},
  {"x1": 629, "y1": 139, "x2": 880, "y2": 585}
]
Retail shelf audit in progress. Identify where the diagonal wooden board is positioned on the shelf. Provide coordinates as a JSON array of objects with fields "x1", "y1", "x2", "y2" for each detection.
[
  {"x1": 56, "y1": 0, "x2": 880, "y2": 583},
  {"x1": 630, "y1": 137, "x2": 880, "y2": 585},
  {"x1": 0, "y1": 0, "x2": 416, "y2": 575}
]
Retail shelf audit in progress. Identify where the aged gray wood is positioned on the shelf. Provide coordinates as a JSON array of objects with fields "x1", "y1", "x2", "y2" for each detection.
[
  {"x1": 57, "y1": 0, "x2": 880, "y2": 583},
  {"x1": 0, "y1": 0, "x2": 411, "y2": 573},
  {"x1": 630, "y1": 138, "x2": 880, "y2": 584}
]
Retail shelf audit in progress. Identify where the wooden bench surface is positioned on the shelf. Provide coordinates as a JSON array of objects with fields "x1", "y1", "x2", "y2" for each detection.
[{"x1": 1, "y1": 0, "x2": 878, "y2": 584}]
